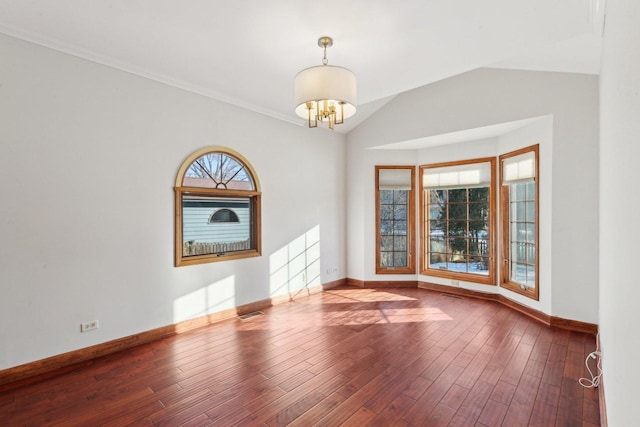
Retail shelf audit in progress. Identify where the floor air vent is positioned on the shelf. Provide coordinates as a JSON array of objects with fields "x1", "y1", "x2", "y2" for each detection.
[
  {"x1": 238, "y1": 311, "x2": 264, "y2": 321},
  {"x1": 441, "y1": 293, "x2": 463, "y2": 299}
]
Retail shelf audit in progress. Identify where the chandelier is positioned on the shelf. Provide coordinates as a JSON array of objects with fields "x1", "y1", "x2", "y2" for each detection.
[{"x1": 294, "y1": 36, "x2": 357, "y2": 130}]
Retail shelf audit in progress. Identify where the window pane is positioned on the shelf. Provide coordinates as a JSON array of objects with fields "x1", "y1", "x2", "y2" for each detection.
[
  {"x1": 393, "y1": 220, "x2": 407, "y2": 235},
  {"x1": 473, "y1": 257, "x2": 489, "y2": 273},
  {"x1": 501, "y1": 147, "x2": 538, "y2": 297},
  {"x1": 380, "y1": 235, "x2": 394, "y2": 251},
  {"x1": 394, "y1": 252, "x2": 408, "y2": 267},
  {"x1": 380, "y1": 220, "x2": 393, "y2": 235},
  {"x1": 394, "y1": 235, "x2": 407, "y2": 251},
  {"x1": 469, "y1": 203, "x2": 488, "y2": 220},
  {"x1": 448, "y1": 188, "x2": 467, "y2": 202},
  {"x1": 526, "y1": 243, "x2": 536, "y2": 264},
  {"x1": 511, "y1": 262, "x2": 527, "y2": 283},
  {"x1": 526, "y1": 265, "x2": 536, "y2": 287},
  {"x1": 394, "y1": 204, "x2": 407, "y2": 220},
  {"x1": 429, "y1": 253, "x2": 446, "y2": 269},
  {"x1": 448, "y1": 204, "x2": 467, "y2": 221},
  {"x1": 380, "y1": 190, "x2": 394, "y2": 204},
  {"x1": 469, "y1": 221, "x2": 487, "y2": 239},
  {"x1": 380, "y1": 205, "x2": 394, "y2": 220},
  {"x1": 514, "y1": 183, "x2": 527, "y2": 201},
  {"x1": 429, "y1": 192, "x2": 445, "y2": 221},
  {"x1": 526, "y1": 201, "x2": 535, "y2": 221},
  {"x1": 184, "y1": 152, "x2": 254, "y2": 190},
  {"x1": 468, "y1": 187, "x2": 488, "y2": 202},
  {"x1": 377, "y1": 172, "x2": 414, "y2": 273},
  {"x1": 182, "y1": 195, "x2": 252, "y2": 257},
  {"x1": 380, "y1": 252, "x2": 393, "y2": 267},
  {"x1": 429, "y1": 220, "x2": 442, "y2": 233},
  {"x1": 526, "y1": 223, "x2": 535, "y2": 243},
  {"x1": 430, "y1": 236, "x2": 445, "y2": 252},
  {"x1": 394, "y1": 190, "x2": 407, "y2": 204},
  {"x1": 516, "y1": 222, "x2": 527, "y2": 241},
  {"x1": 450, "y1": 237, "x2": 467, "y2": 255},
  {"x1": 424, "y1": 169, "x2": 492, "y2": 279},
  {"x1": 526, "y1": 181, "x2": 536, "y2": 200}
]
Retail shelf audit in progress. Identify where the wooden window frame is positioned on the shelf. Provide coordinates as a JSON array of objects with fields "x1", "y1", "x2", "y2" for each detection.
[
  {"x1": 419, "y1": 157, "x2": 496, "y2": 285},
  {"x1": 375, "y1": 166, "x2": 416, "y2": 274},
  {"x1": 499, "y1": 144, "x2": 539, "y2": 300},
  {"x1": 174, "y1": 146, "x2": 261, "y2": 267}
]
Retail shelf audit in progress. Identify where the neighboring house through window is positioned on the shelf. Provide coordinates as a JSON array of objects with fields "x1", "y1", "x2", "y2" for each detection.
[
  {"x1": 209, "y1": 208, "x2": 240, "y2": 223},
  {"x1": 174, "y1": 146, "x2": 261, "y2": 267}
]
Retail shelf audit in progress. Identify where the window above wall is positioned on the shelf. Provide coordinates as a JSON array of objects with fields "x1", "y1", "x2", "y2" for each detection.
[
  {"x1": 500, "y1": 145, "x2": 539, "y2": 300},
  {"x1": 375, "y1": 166, "x2": 416, "y2": 274},
  {"x1": 420, "y1": 158, "x2": 496, "y2": 285},
  {"x1": 174, "y1": 147, "x2": 261, "y2": 267}
]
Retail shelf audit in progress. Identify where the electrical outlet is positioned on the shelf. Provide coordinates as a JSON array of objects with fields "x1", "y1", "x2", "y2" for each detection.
[
  {"x1": 451, "y1": 280, "x2": 460, "y2": 287},
  {"x1": 80, "y1": 320, "x2": 99, "y2": 333}
]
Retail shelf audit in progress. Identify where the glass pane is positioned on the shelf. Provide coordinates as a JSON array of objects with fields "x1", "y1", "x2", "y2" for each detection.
[
  {"x1": 380, "y1": 220, "x2": 393, "y2": 235},
  {"x1": 516, "y1": 222, "x2": 527, "y2": 242},
  {"x1": 526, "y1": 265, "x2": 536, "y2": 288},
  {"x1": 394, "y1": 204, "x2": 407, "y2": 220},
  {"x1": 469, "y1": 221, "x2": 488, "y2": 240},
  {"x1": 394, "y1": 252, "x2": 408, "y2": 267},
  {"x1": 526, "y1": 223, "x2": 536, "y2": 243},
  {"x1": 380, "y1": 190, "x2": 394, "y2": 204},
  {"x1": 526, "y1": 181, "x2": 536, "y2": 200},
  {"x1": 472, "y1": 257, "x2": 489, "y2": 273},
  {"x1": 447, "y1": 221, "x2": 466, "y2": 236},
  {"x1": 430, "y1": 253, "x2": 447, "y2": 269},
  {"x1": 184, "y1": 153, "x2": 254, "y2": 190},
  {"x1": 430, "y1": 236, "x2": 445, "y2": 253},
  {"x1": 394, "y1": 235, "x2": 407, "y2": 251},
  {"x1": 182, "y1": 195, "x2": 252, "y2": 257},
  {"x1": 514, "y1": 242, "x2": 528, "y2": 263},
  {"x1": 380, "y1": 252, "x2": 392, "y2": 267},
  {"x1": 393, "y1": 220, "x2": 407, "y2": 235},
  {"x1": 450, "y1": 237, "x2": 468, "y2": 255},
  {"x1": 513, "y1": 183, "x2": 526, "y2": 201},
  {"x1": 469, "y1": 236, "x2": 487, "y2": 257},
  {"x1": 526, "y1": 243, "x2": 536, "y2": 264},
  {"x1": 510, "y1": 262, "x2": 525, "y2": 283},
  {"x1": 429, "y1": 204, "x2": 444, "y2": 220},
  {"x1": 429, "y1": 220, "x2": 443, "y2": 233},
  {"x1": 380, "y1": 205, "x2": 394, "y2": 220},
  {"x1": 526, "y1": 201, "x2": 535, "y2": 221},
  {"x1": 448, "y1": 261, "x2": 468, "y2": 273},
  {"x1": 429, "y1": 189, "x2": 446, "y2": 203},
  {"x1": 448, "y1": 188, "x2": 467, "y2": 203},
  {"x1": 469, "y1": 203, "x2": 488, "y2": 220},
  {"x1": 380, "y1": 235, "x2": 394, "y2": 251},
  {"x1": 448, "y1": 204, "x2": 467, "y2": 221},
  {"x1": 468, "y1": 187, "x2": 488, "y2": 203},
  {"x1": 394, "y1": 190, "x2": 407, "y2": 204}
]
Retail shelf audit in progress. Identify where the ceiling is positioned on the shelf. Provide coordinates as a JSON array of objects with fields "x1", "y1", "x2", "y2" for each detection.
[{"x1": 0, "y1": 1, "x2": 605, "y2": 133}]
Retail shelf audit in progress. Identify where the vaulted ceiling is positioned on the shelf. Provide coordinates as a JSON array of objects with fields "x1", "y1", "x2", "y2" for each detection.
[{"x1": 0, "y1": 1, "x2": 604, "y2": 132}]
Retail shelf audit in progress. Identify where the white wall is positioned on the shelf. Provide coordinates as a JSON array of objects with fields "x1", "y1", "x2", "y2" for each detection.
[
  {"x1": 0, "y1": 34, "x2": 346, "y2": 370},
  {"x1": 346, "y1": 68, "x2": 599, "y2": 323},
  {"x1": 599, "y1": 0, "x2": 640, "y2": 424}
]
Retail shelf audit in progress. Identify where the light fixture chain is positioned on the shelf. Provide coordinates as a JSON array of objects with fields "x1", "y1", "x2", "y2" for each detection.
[{"x1": 322, "y1": 45, "x2": 328, "y2": 65}]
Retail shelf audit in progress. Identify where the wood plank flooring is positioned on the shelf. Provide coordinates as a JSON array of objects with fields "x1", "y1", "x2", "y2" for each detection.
[{"x1": 0, "y1": 287, "x2": 600, "y2": 426}]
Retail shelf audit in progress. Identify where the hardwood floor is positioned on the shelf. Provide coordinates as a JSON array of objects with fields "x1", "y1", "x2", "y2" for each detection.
[{"x1": 0, "y1": 287, "x2": 600, "y2": 426}]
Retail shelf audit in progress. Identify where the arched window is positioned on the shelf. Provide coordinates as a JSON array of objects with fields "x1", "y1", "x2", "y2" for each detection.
[
  {"x1": 174, "y1": 146, "x2": 261, "y2": 266},
  {"x1": 209, "y1": 209, "x2": 240, "y2": 223}
]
